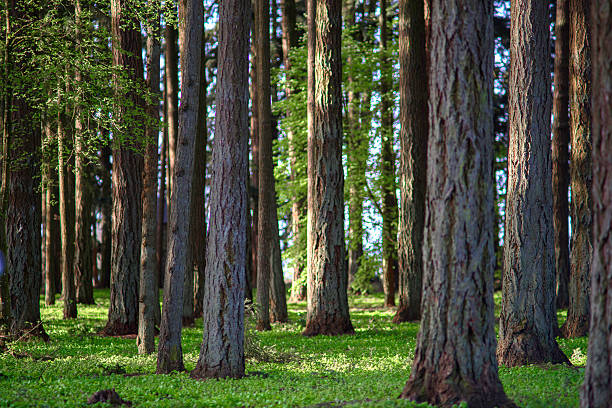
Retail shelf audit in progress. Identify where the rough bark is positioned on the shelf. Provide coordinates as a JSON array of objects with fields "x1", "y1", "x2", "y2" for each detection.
[
  {"x1": 249, "y1": 11, "x2": 259, "y2": 292},
  {"x1": 379, "y1": 0, "x2": 398, "y2": 309},
  {"x1": 580, "y1": 2, "x2": 612, "y2": 405},
  {"x1": 165, "y1": 22, "x2": 179, "y2": 215},
  {"x1": 497, "y1": 0, "x2": 569, "y2": 366},
  {"x1": 562, "y1": 0, "x2": 591, "y2": 339},
  {"x1": 552, "y1": 0, "x2": 570, "y2": 310},
  {"x1": 394, "y1": 0, "x2": 427, "y2": 324},
  {"x1": 191, "y1": 0, "x2": 249, "y2": 379},
  {"x1": 99, "y1": 146, "x2": 112, "y2": 289},
  {"x1": 303, "y1": 0, "x2": 354, "y2": 337},
  {"x1": 58, "y1": 96, "x2": 77, "y2": 320},
  {"x1": 156, "y1": 0, "x2": 202, "y2": 373},
  {"x1": 400, "y1": 1, "x2": 513, "y2": 406},
  {"x1": 137, "y1": 8, "x2": 161, "y2": 355},
  {"x1": 104, "y1": 0, "x2": 144, "y2": 336}
]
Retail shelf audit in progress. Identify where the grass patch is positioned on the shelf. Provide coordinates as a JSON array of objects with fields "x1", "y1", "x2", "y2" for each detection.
[{"x1": 0, "y1": 290, "x2": 585, "y2": 407}]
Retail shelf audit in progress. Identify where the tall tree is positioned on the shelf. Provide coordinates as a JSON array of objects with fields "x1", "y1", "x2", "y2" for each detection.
[
  {"x1": 552, "y1": 0, "x2": 570, "y2": 310},
  {"x1": 156, "y1": 0, "x2": 203, "y2": 373},
  {"x1": 191, "y1": 0, "x2": 250, "y2": 379},
  {"x1": 98, "y1": 146, "x2": 112, "y2": 289},
  {"x1": 393, "y1": 0, "x2": 427, "y2": 323},
  {"x1": 43, "y1": 121, "x2": 59, "y2": 306},
  {"x1": 303, "y1": 0, "x2": 354, "y2": 337},
  {"x1": 399, "y1": 1, "x2": 512, "y2": 406},
  {"x1": 497, "y1": 0, "x2": 568, "y2": 366},
  {"x1": 379, "y1": 0, "x2": 398, "y2": 308},
  {"x1": 580, "y1": 1, "x2": 612, "y2": 404},
  {"x1": 103, "y1": 0, "x2": 144, "y2": 336},
  {"x1": 137, "y1": 2, "x2": 161, "y2": 355},
  {"x1": 562, "y1": 0, "x2": 591, "y2": 339},
  {"x1": 249, "y1": 6, "x2": 259, "y2": 294},
  {"x1": 164, "y1": 21, "x2": 179, "y2": 216}
]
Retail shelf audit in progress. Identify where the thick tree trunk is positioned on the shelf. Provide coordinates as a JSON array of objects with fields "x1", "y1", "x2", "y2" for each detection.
[
  {"x1": 379, "y1": 0, "x2": 398, "y2": 309},
  {"x1": 580, "y1": 2, "x2": 612, "y2": 405},
  {"x1": 394, "y1": 0, "x2": 427, "y2": 324},
  {"x1": 562, "y1": 0, "x2": 591, "y2": 339},
  {"x1": 58, "y1": 98, "x2": 77, "y2": 320},
  {"x1": 192, "y1": 23, "x2": 207, "y2": 320},
  {"x1": 104, "y1": 0, "x2": 144, "y2": 336},
  {"x1": 191, "y1": 0, "x2": 249, "y2": 379},
  {"x1": 303, "y1": 0, "x2": 354, "y2": 337},
  {"x1": 137, "y1": 10, "x2": 161, "y2": 355},
  {"x1": 165, "y1": 22, "x2": 179, "y2": 215},
  {"x1": 497, "y1": 0, "x2": 569, "y2": 366},
  {"x1": 99, "y1": 146, "x2": 112, "y2": 289},
  {"x1": 552, "y1": 0, "x2": 570, "y2": 310},
  {"x1": 399, "y1": 1, "x2": 513, "y2": 406},
  {"x1": 156, "y1": 0, "x2": 202, "y2": 373},
  {"x1": 74, "y1": 0, "x2": 94, "y2": 306}
]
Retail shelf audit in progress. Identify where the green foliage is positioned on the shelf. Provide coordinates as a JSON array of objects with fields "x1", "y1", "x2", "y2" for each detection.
[
  {"x1": 0, "y1": 289, "x2": 587, "y2": 407},
  {"x1": 350, "y1": 253, "x2": 379, "y2": 295}
]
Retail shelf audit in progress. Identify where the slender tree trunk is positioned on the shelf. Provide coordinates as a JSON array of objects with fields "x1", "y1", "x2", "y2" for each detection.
[
  {"x1": 394, "y1": 0, "x2": 427, "y2": 324},
  {"x1": 156, "y1": 0, "x2": 202, "y2": 373},
  {"x1": 191, "y1": 0, "x2": 250, "y2": 379},
  {"x1": 104, "y1": 0, "x2": 144, "y2": 336},
  {"x1": 137, "y1": 5, "x2": 161, "y2": 355},
  {"x1": 497, "y1": 0, "x2": 569, "y2": 366},
  {"x1": 192, "y1": 23, "x2": 207, "y2": 319},
  {"x1": 400, "y1": 1, "x2": 513, "y2": 405},
  {"x1": 562, "y1": 0, "x2": 591, "y2": 339},
  {"x1": 43, "y1": 120, "x2": 58, "y2": 306},
  {"x1": 165, "y1": 22, "x2": 179, "y2": 215},
  {"x1": 99, "y1": 146, "x2": 112, "y2": 289},
  {"x1": 156, "y1": 110, "x2": 167, "y2": 295},
  {"x1": 250, "y1": 2, "x2": 259, "y2": 293},
  {"x1": 303, "y1": 0, "x2": 354, "y2": 337},
  {"x1": 379, "y1": 0, "x2": 398, "y2": 308},
  {"x1": 580, "y1": 2, "x2": 612, "y2": 404},
  {"x1": 552, "y1": 0, "x2": 570, "y2": 310}
]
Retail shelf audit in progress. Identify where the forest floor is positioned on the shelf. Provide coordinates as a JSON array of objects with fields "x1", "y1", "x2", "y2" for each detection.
[{"x1": 0, "y1": 290, "x2": 586, "y2": 407}]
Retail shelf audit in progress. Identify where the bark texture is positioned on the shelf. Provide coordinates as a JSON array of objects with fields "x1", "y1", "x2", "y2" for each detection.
[
  {"x1": 497, "y1": 0, "x2": 569, "y2": 366},
  {"x1": 562, "y1": 0, "x2": 592, "y2": 339},
  {"x1": 303, "y1": 0, "x2": 354, "y2": 337},
  {"x1": 157, "y1": 0, "x2": 202, "y2": 373},
  {"x1": 191, "y1": 0, "x2": 249, "y2": 379},
  {"x1": 249, "y1": 13, "x2": 259, "y2": 293},
  {"x1": 400, "y1": 1, "x2": 513, "y2": 406},
  {"x1": 580, "y1": 2, "x2": 612, "y2": 405},
  {"x1": 394, "y1": 0, "x2": 427, "y2": 324},
  {"x1": 104, "y1": 0, "x2": 144, "y2": 336},
  {"x1": 138, "y1": 12, "x2": 161, "y2": 355},
  {"x1": 165, "y1": 22, "x2": 179, "y2": 213},
  {"x1": 552, "y1": 0, "x2": 570, "y2": 310}
]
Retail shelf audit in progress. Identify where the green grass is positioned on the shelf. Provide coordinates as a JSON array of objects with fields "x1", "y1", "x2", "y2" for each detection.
[{"x1": 0, "y1": 290, "x2": 586, "y2": 407}]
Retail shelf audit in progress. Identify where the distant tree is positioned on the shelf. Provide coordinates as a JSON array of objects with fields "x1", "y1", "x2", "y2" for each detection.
[
  {"x1": 303, "y1": 0, "x2": 354, "y2": 337},
  {"x1": 497, "y1": 0, "x2": 568, "y2": 366},
  {"x1": 393, "y1": 0, "x2": 427, "y2": 324},
  {"x1": 552, "y1": 0, "x2": 570, "y2": 310},
  {"x1": 191, "y1": 0, "x2": 250, "y2": 379},
  {"x1": 399, "y1": 1, "x2": 513, "y2": 406},
  {"x1": 98, "y1": 146, "x2": 112, "y2": 289},
  {"x1": 580, "y1": 1, "x2": 612, "y2": 405},
  {"x1": 157, "y1": 0, "x2": 203, "y2": 373},
  {"x1": 562, "y1": 0, "x2": 591, "y2": 339},
  {"x1": 103, "y1": 0, "x2": 144, "y2": 336},
  {"x1": 43, "y1": 122, "x2": 59, "y2": 306}
]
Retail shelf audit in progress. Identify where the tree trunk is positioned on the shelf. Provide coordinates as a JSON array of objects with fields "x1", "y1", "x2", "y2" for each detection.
[
  {"x1": 43, "y1": 120, "x2": 59, "y2": 306},
  {"x1": 497, "y1": 0, "x2": 569, "y2": 366},
  {"x1": 137, "y1": 8, "x2": 161, "y2": 355},
  {"x1": 156, "y1": 109, "x2": 167, "y2": 297},
  {"x1": 191, "y1": 0, "x2": 249, "y2": 379},
  {"x1": 562, "y1": 0, "x2": 591, "y2": 339},
  {"x1": 399, "y1": 1, "x2": 513, "y2": 405},
  {"x1": 165, "y1": 22, "x2": 179, "y2": 217},
  {"x1": 104, "y1": 0, "x2": 144, "y2": 336},
  {"x1": 156, "y1": 0, "x2": 202, "y2": 373},
  {"x1": 249, "y1": 10, "x2": 259, "y2": 293},
  {"x1": 58, "y1": 94, "x2": 77, "y2": 320},
  {"x1": 580, "y1": 2, "x2": 612, "y2": 404},
  {"x1": 303, "y1": 0, "x2": 354, "y2": 337},
  {"x1": 99, "y1": 146, "x2": 112, "y2": 289},
  {"x1": 552, "y1": 0, "x2": 570, "y2": 311},
  {"x1": 394, "y1": 0, "x2": 427, "y2": 324},
  {"x1": 73, "y1": 0, "x2": 94, "y2": 306},
  {"x1": 192, "y1": 23, "x2": 207, "y2": 320}
]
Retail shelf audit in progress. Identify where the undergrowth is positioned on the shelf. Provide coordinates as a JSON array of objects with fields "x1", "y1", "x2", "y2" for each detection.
[{"x1": 0, "y1": 290, "x2": 586, "y2": 407}]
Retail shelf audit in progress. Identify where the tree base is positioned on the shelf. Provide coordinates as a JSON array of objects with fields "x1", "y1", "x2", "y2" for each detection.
[
  {"x1": 400, "y1": 365, "x2": 517, "y2": 408},
  {"x1": 190, "y1": 363, "x2": 244, "y2": 380},
  {"x1": 561, "y1": 317, "x2": 589, "y2": 338},
  {"x1": 497, "y1": 332, "x2": 570, "y2": 367},
  {"x1": 302, "y1": 317, "x2": 354, "y2": 337},
  {"x1": 392, "y1": 305, "x2": 420, "y2": 323},
  {"x1": 100, "y1": 320, "x2": 137, "y2": 336},
  {"x1": 256, "y1": 320, "x2": 272, "y2": 331},
  {"x1": 182, "y1": 316, "x2": 195, "y2": 328}
]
